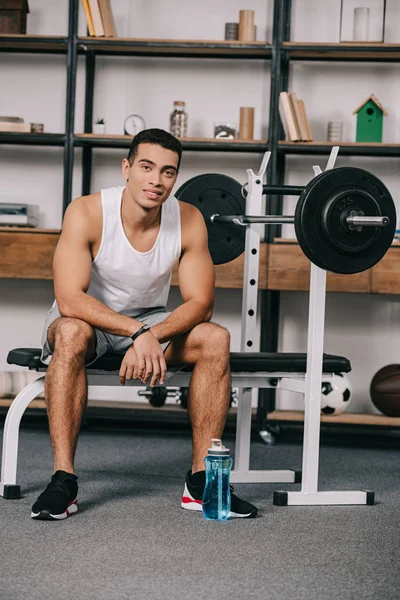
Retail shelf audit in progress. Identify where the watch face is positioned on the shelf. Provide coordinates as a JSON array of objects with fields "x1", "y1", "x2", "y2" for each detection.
[{"x1": 124, "y1": 114, "x2": 146, "y2": 136}]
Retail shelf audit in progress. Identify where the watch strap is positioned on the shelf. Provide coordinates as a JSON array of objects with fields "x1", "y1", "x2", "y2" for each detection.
[{"x1": 130, "y1": 324, "x2": 151, "y2": 343}]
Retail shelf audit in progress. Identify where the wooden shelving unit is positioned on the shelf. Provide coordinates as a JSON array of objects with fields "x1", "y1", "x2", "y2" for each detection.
[
  {"x1": 267, "y1": 240, "x2": 400, "y2": 294},
  {"x1": 0, "y1": 228, "x2": 269, "y2": 289},
  {"x1": 74, "y1": 134, "x2": 268, "y2": 153},
  {"x1": 2, "y1": 2, "x2": 400, "y2": 431},
  {"x1": 2, "y1": 229, "x2": 400, "y2": 295},
  {"x1": 78, "y1": 36, "x2": 272, "y2": 58},
  {"x1": 268, "y1": 410, "x2": 400, "y2": 427},
  {"x1": 267, "y1": 241, "x2": 372, "y2": 293},
  {"x1": 282, "y1": 41, "x2": 400, "y2": 62},
  {"x1": 0, "y1": 228, "x2": 60, "y2": 280},
  {"x1": 0, "y1": 133, "x2": 65, "y2": 146},
  {"x1": 278, "y1": 141, "x2": 400, "y2": 157},
  {"x1": 0, "y1": 34, "x2": 68, "y2": 53}
]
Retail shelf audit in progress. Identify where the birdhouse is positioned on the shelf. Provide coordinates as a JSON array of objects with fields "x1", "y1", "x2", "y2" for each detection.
[
  {"x1": 0, "y1": 0, "x2": 29, "y2": 35},
  {"x1": 352, "y1": 94, "x2": 387, "y2": 143}
]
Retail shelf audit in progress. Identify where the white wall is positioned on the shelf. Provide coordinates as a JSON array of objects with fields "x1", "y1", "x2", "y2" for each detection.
[
  {"x1": 1, "y1": 0, "x2": 400, "y2": 413},
  {"x1": 291, "y1": 0, "x2": 399, "y2": 43}
]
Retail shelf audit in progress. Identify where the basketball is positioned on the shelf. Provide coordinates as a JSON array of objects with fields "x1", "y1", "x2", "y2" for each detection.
[{"x1": 370, "y1": 365, "x2": 400, "y2": 417}]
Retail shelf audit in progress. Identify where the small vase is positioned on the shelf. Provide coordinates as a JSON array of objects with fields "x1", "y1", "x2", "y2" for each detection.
[{"x1": 93, "y1": 123, "x2": 105, "y2": 134}]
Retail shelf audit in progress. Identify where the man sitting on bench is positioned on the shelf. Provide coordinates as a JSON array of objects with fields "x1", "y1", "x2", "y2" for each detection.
[{"x1": 32, "y1": 128, "x2": 258, "y2": 521}]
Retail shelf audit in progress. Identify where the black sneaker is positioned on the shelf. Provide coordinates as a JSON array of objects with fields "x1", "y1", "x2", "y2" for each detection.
[
  {"x1": 31, "y1": 470, "x2": 78, "y2": 521},
  {"x1": 181, "y1": 470, "x2": 258, "y2": 518}
]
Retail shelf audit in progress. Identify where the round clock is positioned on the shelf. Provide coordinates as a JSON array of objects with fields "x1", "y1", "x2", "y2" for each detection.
[{"x1": 123, "y1": 114, "x2": 146, "y2": 136}]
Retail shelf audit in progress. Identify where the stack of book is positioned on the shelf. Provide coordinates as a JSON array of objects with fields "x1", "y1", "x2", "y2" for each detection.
[
  {"x1": 0, "y1": 117, "x2": 31, "y2": 133},
  {"x1": 279, "y1": 92, "x2": 312, "y2": 142},
  {"x1": 82, "y1": 0, "x2": 117, "y2": 37}
]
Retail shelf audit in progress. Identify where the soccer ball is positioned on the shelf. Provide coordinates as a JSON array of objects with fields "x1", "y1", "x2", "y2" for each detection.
[{"x1": 320, "y1": 373, "x2": 352, "y2": 415}]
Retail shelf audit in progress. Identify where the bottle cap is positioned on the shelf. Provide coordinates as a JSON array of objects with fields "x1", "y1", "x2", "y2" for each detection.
[
  {"x1": 174, "y1": 101, "x2": 185, "y2": 106},
  {"x1": 207, "y1": 438, "x2": 230, "y2": 456}
]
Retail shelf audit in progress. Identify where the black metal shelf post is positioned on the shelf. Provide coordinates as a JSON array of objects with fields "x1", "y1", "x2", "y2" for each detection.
[
  {"x1": 257, "y1": 0, "x2": 292, "y2": 440},
  {"x1": 81, "y1": 47, "x2": 96, "y2": 196},
  {"x1": 63, "y1": 0, "x2": 79, "y2": 212}
]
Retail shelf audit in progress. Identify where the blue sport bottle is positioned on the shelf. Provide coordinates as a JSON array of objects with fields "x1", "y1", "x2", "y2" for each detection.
[{"x1": 202, "y1": 439, "x2": 233, "y2": 521}]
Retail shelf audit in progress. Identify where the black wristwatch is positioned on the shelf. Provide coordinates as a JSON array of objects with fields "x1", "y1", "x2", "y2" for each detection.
[{"x1": 130, "y1": 324, "x2": 151, "y2": 343}]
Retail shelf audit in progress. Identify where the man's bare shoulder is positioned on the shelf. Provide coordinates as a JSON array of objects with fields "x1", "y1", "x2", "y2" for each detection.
[
  {"x1": 178, "y1": 200, "x2": 204, "y2": 225},
  {"x1": 63, "y1": 192, "x2": 102, "y2": 240},
  {"x1": 178, "y1": 200, "x2": 208, "y2": 251},
  {"x1": 69, "y1": 192, "x2": 101, "y2": 218}
]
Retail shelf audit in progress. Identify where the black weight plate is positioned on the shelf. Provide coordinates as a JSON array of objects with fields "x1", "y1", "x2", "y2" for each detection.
[
  {"x1": 176, "y1": 173, "x2": 245, "y2": 264},
  {"x1": 175, "y1": 174, "x2": 205, "y2": 199},
  {"x1": 295, "y1": 167, "x2": 396, "y2": 274}
]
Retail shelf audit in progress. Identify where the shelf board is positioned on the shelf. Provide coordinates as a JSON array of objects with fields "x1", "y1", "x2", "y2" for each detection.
[
  {"x1": 0, "y1": 229, "x2": 268, "y2": 289},
  {"x1": 0, "y1": 133, "x2": 65, "y2": 146},
  {"x1": 78, "y1": 37, "x2": 271, "y2": 58},
  {"x1": 0, "y1": 228, "x2": 60, "y2": 279},
  {"x1": 268, "y1": 410, "x2": 400, "y2": 427},
  {"x1": 1, "y1": 232, "x2": 400, "y2": 295},
  {"x1": 0, "y1": 34, "x2": 68, "y2": 54},
  {"x1": 268, "y1": 241, "x2": 371, "y2": 293},
  {"x1": 278, "y1": 141, "x2": 400, "y2": 157},
  {"x1": 74, "y1": 134, "x2": 268, "y2": 153},
  {"x1": 283, "y1": 42, "x2": 400, "y2": 62},
  {"x1": 0, "y1": 227, "x2": 60, "y2": 233}
]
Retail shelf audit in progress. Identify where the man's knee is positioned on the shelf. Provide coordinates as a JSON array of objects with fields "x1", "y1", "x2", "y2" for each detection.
[
  {"x1": 198, "y1": 323, "x2": 230, "y2": 359},
  {"x1": 49, "y1": 317, "x2": 95, "y2": 355}
]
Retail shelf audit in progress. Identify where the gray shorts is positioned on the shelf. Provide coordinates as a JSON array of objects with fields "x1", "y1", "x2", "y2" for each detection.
[{"x1": 40, "y1": 305, "x2": 172, "y2": 367}]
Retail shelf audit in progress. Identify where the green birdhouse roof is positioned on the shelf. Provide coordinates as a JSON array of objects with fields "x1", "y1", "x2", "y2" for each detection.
[{"x1": 353, "y1": 94, "x2": 387, "y2": 116}]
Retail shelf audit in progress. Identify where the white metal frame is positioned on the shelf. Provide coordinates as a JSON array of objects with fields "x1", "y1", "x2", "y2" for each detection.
[
  {"x1": 274, "y1": 148, "x2": 372, "y2": 506},
  {"x1": 0, "y1": 147, "x2": 373, "y2": 505}
]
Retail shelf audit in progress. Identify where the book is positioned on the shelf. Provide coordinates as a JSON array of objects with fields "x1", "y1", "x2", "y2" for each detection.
[
  {"x1": 81, "y1": 0, "x2": 95, "y2": 36},
  {"x1": 0, "y1": 116, "x2": 24, "y2": 123},
  {"x1": 298, "y1": 99, "x2": 313, "y2": 141},
  {"x1": 279, "y1": 92, "x2": 300, "y2": 141},
  {"x1": 98, "y1": 0, "x2": 117, "y2": 37},
  {"x1": 278, "y1": 95, "x2": 290, "y2": 141},
  {"x1": 88, "y1": 0, "x2": 105, "y2": 36},
  {"x1": 0, "y1": 122, "x2": 31, "y2": 133},
  {"x1": 289, "y1": 93, "x2": 308, "y2": 141},
  {"x1": 288, "y1": 93, "x2": 302, "y2": 140}
]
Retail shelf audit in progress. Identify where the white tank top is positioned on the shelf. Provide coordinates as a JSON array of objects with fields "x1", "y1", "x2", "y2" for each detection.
[{"x1": 86, "y1": 186, "x2": 181, "y2": 316}]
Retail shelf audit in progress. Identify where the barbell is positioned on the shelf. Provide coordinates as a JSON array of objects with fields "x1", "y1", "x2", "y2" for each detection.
[{"x1": 175, "y1": 167, "x2": 396, "y2": 275}]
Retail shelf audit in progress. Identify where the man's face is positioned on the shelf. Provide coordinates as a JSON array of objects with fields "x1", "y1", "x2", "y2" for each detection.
[{"x1": 122, "y1": 143, "x2": 179, "y2": 210}]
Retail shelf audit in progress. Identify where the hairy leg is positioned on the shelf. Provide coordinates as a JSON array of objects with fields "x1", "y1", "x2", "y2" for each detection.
[
  {"x1": 164, "y1": 323, "x2": 231, "y2": 473},
  {"x1": 45, "y1": 317, "x2": 96, "y2": 474}
]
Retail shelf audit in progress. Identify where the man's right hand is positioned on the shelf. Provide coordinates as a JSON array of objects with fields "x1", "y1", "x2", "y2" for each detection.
[{"x1": 119, "y1": 331, "x2": 167, "y2": 387}]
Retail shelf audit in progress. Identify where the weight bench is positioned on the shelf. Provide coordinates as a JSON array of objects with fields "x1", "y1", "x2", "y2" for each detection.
[
  {"x1": 0, "y1": 149, "x2": 376, "y2": 506},
  {"x1": 3, "y1": 348, "x2": 351, "y2": 500}
]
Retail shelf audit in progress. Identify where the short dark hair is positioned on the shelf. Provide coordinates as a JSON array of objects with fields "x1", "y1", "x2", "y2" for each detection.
[{"x1": 127, "y1": 128, "x2": 182, "y2": 170}]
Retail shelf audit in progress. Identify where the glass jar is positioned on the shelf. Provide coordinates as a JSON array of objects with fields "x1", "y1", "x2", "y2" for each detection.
[{"x1": 170, "y1": 101, "x2": 188, "y2": 138}]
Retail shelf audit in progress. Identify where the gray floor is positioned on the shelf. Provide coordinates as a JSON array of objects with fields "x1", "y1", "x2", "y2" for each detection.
[{"x1": 1, "y1": 423, "x2": 399, "y2": 600}]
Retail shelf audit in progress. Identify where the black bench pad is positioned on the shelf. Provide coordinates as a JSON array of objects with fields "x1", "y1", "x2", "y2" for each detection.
[{"x1": 7, "y1": 348, "x2": 351, "y2": 374}]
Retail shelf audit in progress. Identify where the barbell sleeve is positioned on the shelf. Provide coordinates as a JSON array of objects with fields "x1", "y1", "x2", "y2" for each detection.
[
  {"x1": 210, "y1": 214, "x2": 295, "y2": 225},
  {"x1": 346, "y1": 216, "x2": 389, "y2": 227}
]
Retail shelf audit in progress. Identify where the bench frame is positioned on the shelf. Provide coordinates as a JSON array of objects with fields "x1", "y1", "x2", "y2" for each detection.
[{"x1": 0, "y1": 149, "x2": 374, "y2": 506}]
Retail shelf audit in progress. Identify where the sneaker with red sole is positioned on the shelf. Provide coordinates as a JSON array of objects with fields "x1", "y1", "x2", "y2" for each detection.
[
  {"x1": 181, "y1": 470, "x2": 258, "y2": 518},
  {"x1": 31, "y1": 470, "x2": 78, "y2": 521}
]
